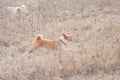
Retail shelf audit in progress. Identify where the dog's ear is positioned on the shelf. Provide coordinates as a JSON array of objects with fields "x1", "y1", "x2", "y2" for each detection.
[
  {"x1": 62, "y1": 33, "x2": 67, "y2": 38},
  {"x1": 36, "y1": 35, "x2": 43, "y2": 40},
  {"x1": 63, "y1": 33, "x2": 68, "y2": 39},
  {"x1": 62, "y1": 33, "x2": 66, "y2": 37}
]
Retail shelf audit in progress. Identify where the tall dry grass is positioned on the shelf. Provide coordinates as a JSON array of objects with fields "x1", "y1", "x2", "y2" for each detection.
[{"x1": 0, "y1": 0, "x2": 120, "y2": 80}]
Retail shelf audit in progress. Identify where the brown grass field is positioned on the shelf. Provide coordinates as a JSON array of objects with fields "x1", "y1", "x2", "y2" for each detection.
[{"x1": 0, "y1": 0, "x2": 120, "y2": 80}]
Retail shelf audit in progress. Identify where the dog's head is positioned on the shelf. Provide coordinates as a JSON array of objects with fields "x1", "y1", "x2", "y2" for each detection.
[
  {"x1": 28, "y1": 35, "x2": 43, "y2": 53},
  {"x1": 62, "y1": 33, "x2": 73, "y2": 41}
]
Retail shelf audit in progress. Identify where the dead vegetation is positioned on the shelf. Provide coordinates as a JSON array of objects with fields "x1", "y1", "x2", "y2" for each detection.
[{"x1": 0, "y1": 0, "x2": 120, "y2": 80}]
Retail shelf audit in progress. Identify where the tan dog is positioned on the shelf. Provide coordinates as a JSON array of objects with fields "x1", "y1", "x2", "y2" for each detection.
[{"x1": 28, "y1": 34, "x2": 72, "y2": 53}]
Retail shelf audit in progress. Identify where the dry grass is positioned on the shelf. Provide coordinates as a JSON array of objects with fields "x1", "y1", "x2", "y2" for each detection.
[{"x1": 0, "y1": 0, "x2": 120, "y2": 80}]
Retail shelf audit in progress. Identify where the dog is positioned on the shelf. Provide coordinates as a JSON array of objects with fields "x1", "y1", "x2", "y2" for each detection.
[
  {"x1": 28, "y1": 33, "x2": 72, "y2": 53},
  {"x1": 7, "y1": 5, "x2": 28, "y2": 15}
]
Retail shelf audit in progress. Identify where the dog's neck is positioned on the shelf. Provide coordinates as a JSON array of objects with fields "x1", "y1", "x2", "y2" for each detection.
[{"x1": 60, "y1": 36, "x2": 66, "y2": 46}]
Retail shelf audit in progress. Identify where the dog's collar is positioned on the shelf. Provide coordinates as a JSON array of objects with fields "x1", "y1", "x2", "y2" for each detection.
[{"x1": 60, "y1": 36, "x2": 66, "y2": 46}]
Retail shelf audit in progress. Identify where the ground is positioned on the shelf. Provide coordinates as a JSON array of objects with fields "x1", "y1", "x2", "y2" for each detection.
[{"x1": 0, "y1": 0, "x2": 120, "y2": 80}]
